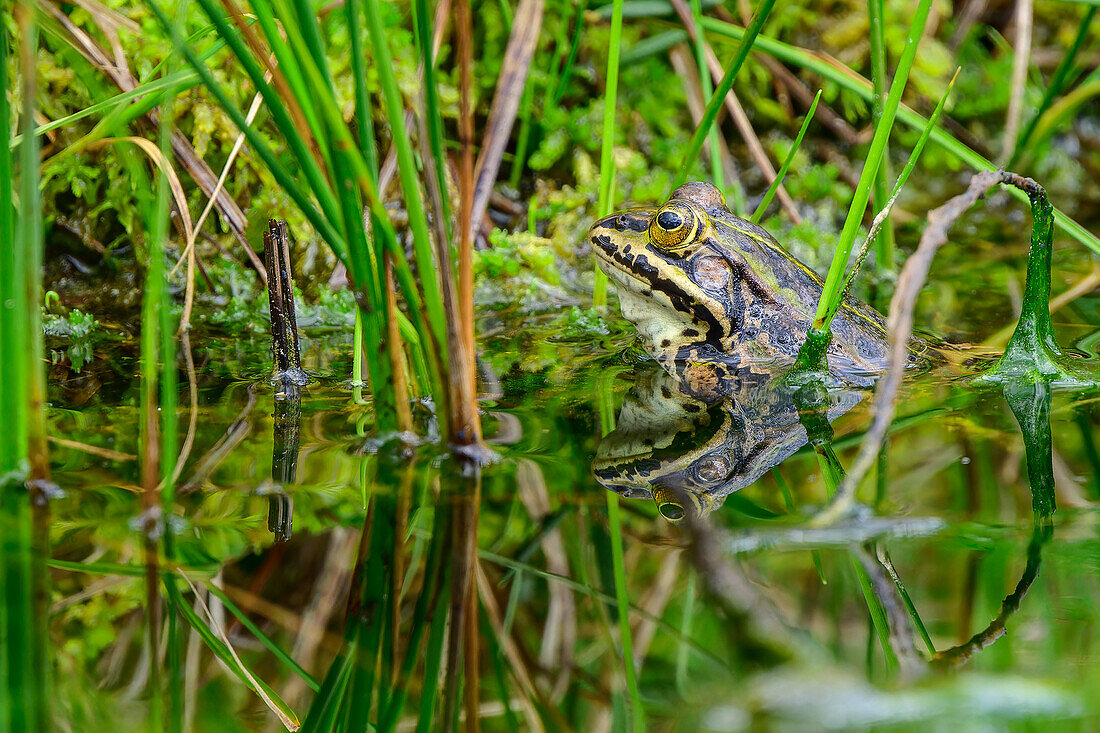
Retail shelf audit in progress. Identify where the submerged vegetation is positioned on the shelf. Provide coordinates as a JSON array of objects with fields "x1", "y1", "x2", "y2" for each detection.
[{"x1": 4, "y1": 0, "x2": 1100, "y2": 730}]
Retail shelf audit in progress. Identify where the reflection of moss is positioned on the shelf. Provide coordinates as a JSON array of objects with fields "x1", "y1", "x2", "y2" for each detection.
[
  {"x1": 43, "y1": 308, "x2": 100, "y2": 372},
  {"x1": 1003, "y1": 381, "x2": 1056, "y2": 517}
]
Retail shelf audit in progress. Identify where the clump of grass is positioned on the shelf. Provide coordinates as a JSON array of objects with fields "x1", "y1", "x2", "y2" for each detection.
[
  {"x1": 145, "y1": 0, "x2": 481, "y2": 449},
  {"x1": 670, "y1": 0, "x2": 777, "y2": 190}
]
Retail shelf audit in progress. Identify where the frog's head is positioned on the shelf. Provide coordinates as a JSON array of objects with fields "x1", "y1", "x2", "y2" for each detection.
[{"x1": 590, "y1": 182, "x2": 743, "y2": 369}]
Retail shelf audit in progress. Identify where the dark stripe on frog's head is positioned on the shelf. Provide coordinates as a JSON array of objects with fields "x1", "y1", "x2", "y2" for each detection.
[{"x1": 626, "y1": 245, "x2": 731, "y2": 344}]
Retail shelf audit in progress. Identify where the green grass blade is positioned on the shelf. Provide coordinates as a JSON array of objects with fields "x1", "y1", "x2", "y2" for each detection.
[
  {"x1": 696, "y1": 16, "x2": 1100, "y2": 256},
  {"x1": 852, "y1": 557, "x2": 899, "y2": 676},
  {"x1": 249, "y1": 2, "x2": 333, "y2": 174},
  {"x1": 1, "y1": 8, "x2": 49, "y2": 728},
  {"x1": 593, "y1": 0, "x2": 626, "y2": 307},
  {"x1": 839, "y1": 70, "x2": 958, "y2": 298},
  {"x1": 810, "y1": 0, "x2": 932, "y2": 334},
  {"x1": 20, "y1": 19, "x2": 235, "y2": 146},
  {"x1": 671, "y1": 0, "x2": 777, "y2": 189},
  {"x1": 620, "y1": 28, "x2": 688, "y2": 66},
  {"x1": 192, "y1": 0, "x2": 342, "y2": 230},
  {"x1": 551, "y1": 0, "x2": 589, "y2": 104},
  {"x1": 290, "y1": 0, "x2": 333, "y2": 84},
  {"x1": 690, "y1": 0, "x2": 724, "y2": 194},
  {"x1": 144, "y1": 0, "x2": 346, "y2": 255},
  {"x1": 412, "y1": 0, "x2": 453, "y2": 242},
  {"x1": 363, "y1": 0, "x2": 450, "y2": 359},
  {"x1": 751, "y1": 89, "x2": 821, "y2": 223},
  {"x1": 867, "y1": 0, "x2": 896, "y2": 270}
]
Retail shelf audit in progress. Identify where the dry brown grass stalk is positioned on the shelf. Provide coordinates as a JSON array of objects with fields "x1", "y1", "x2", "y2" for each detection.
[{"x1": 668, "y1": 0, "x2": 801, "y2": 222}]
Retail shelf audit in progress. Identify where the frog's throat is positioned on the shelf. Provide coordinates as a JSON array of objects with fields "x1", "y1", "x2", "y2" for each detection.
[{"x1": 614, "y1": 283, "x2": 711, "y2": 365}]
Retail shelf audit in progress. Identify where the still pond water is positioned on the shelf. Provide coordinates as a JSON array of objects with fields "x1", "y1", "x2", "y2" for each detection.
[{"x1": 45, "y1": 200, "x2": 1100, "y2": 731}]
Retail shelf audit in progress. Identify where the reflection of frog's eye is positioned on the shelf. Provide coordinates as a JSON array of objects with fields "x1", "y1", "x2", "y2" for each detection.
[
  {"x1": 658, "y1": 502, "x2": 685, "y2": 521},
  {"x1": 650, "y1": 202, "x2": 700, "y2": 251}
]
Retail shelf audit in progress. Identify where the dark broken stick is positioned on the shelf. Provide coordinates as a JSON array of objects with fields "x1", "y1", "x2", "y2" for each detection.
[{"x1": 263, "y1": 220, "x2": 309, "y2": 396}]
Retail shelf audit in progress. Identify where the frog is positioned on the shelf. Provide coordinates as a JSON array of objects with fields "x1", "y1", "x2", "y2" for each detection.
[
  {"x1": 589, "y1": 181, "x2": 936, "y2": 399},
  {"x1": 593, "y1": 366, "x2": 862, "y2": 522}
]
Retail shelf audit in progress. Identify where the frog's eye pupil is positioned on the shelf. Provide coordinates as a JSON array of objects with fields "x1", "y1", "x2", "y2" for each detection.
[
  {"x1": 650, "y1": 202, "x2": 701, "y2": 250},
  {"x1": 658, "y1": 502, "x2": 685, "y2": 521},
  {"x1": 657, "y1": 211, "x2": 683, "y2": 230}
]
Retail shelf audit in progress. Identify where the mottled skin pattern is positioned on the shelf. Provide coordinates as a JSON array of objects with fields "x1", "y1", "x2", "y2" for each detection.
[
  {"x1": 590, "y1": 181, "x2": 926, "y2": 399},
  {"x1": 592, "y1": 369, "x2": 861, "y2": 521}
]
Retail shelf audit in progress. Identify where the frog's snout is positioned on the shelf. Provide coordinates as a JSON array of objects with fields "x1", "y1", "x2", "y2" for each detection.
[{"x1": 590, "y1": 210, "x2": 650, "y2": 239}]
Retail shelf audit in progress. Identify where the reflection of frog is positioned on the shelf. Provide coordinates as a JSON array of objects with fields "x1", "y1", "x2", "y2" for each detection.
[
  {"x1": 593, "y1": 368, "x2": 861, "y2": 521},
  {"x1": 590, "y1": 181, "x2": 935, "y2": 397}
]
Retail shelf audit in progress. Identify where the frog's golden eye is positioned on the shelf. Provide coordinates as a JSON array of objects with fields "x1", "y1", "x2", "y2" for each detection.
[{"x1": 650, "y1": 201, "x2": 701, "y2": 251}]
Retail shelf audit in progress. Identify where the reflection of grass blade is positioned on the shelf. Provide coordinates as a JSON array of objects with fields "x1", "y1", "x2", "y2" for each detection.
[
  {"x1": 300, "y1": 644, "x2": 355, "y2": 731},
  {"x1": 171, "y1": 578, "x2": 301, "y2": 729},
  {"x1": 593, "y1": 0, "x2": 626, "y2": 307},
  {"x1": 810, "y1": 0, "x2": 932, "y2": 334},
  {"x1": 379, "y1": 500, "x2": 449, "y2": 732},
  {"x1": 671, "y1": 0, "x2": 777, "y2": 188},
  {"x1": 751, "y1": 89, "x2": 820, "y2": 223},
  {"x1": 607, "y1": 494, "x2": 643, "y2": 732},
  {"x1": 852, "y1": 558, "x2": 899, "y2": 676},
  {"x1": 415, "y1": 581, "x2": 450, "y2": 733},
  {"x1": 878, "y1": 552, "x2": 936, "y2": 656},
  {"x1": 202, "y1": 583, "x2": 320, "y2": 691}
]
